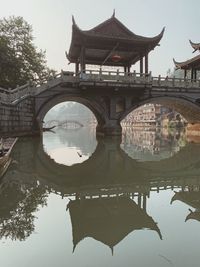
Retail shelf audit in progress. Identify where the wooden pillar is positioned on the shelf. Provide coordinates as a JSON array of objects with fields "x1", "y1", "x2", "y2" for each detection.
[
  {"x1": 184, "y1": 69, "x2": 187, "y2": 78},
  {"x1": 145, "y1": 53, "x2": 148, "y2": 74},
  {"x1": 80, "y1": 46, "x2": 86, "y2": 73},
  {"x1": 75, "y1": 62, "x2": 79, "y2": 75},
  {"x1": 191, "y1": 68, "x2": 194, "y2": 80},
  {"x1": 127, "y1": 65, "x2": 131, "y2": 74},
  {"x1": 140, "y1": 55, "x2": 143, "y2": 75},
  {"x1": 138, "y1": 193, "x2": 141, "y2": 208},
  {"x1": 194, "y1": 69, "x2": 197, "y2": 80},
  {"x1": 124, "y1": 66, "x2": 127, "y2": 73},
  {"x1": 142, "y1": 194, "x2": 147, "y2": 211}
]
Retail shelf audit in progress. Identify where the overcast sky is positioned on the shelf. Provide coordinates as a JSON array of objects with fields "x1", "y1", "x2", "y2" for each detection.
[{"x1": 1, "y1": 0, "x2": 200, "y2": 76}]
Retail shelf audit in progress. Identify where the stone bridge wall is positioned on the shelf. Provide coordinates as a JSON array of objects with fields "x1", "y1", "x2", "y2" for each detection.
[
  {"x1": 0, "y1": 97, "x2": 36, "y2": 137},
  {"x1": 1, "y1": 72, "x2": 200, "y2": 137}
]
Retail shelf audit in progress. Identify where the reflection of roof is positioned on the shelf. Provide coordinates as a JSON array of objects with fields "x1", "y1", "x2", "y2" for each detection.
[
  {"x1": 185, "y1": 209, "x2": 200, "y2": 222},
  {"x1": 67, "y1": 14, "x2": 164, "y2": 66},
  {"x1": 67, "y1": 196, "x2": 162, "y2": 253},
  {"x1": 171, "y1": 190, "x2": 200, "y2": 210}
]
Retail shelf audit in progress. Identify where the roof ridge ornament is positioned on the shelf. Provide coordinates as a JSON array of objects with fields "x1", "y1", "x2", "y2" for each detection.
[
  {"x1": 72, "y1": 15, "x2": 76, "y2": 25},
  {"x1": 112, "y1": 9, "x2": 115, "y2": 18}
]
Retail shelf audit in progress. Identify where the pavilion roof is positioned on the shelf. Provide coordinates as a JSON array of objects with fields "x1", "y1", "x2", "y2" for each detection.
[
  {"x1": 67, "y1": 14, "x2": 165, "y2": 66},
  {"x1": 173, "y1": 54, "x2": 200, "y2": 70},
  {"x1": 173, "y1": 39, "x2": 200, "y2": 70},
  {"x1": 67, "y1": 196, "x2": 162, "y2": 253},
  {"x1": 189, "y1": 40, "x2": 200, "y2": 53}
]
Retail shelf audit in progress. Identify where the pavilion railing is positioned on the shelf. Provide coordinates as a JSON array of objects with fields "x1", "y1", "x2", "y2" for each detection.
[
  {"x1": 1, "y1": 69, "x2": 200, "y2": 104},
  {"x1": 80, "y1": 69, "x2": 152, "y2": 83}
]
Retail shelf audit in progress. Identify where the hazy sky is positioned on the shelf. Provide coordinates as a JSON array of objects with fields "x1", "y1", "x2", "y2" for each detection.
[{"x1": 1, "y1": 0, "x2": 200, "y2": 76}]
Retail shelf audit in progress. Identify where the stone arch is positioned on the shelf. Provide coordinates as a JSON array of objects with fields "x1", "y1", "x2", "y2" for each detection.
[
  {"x1": 120, "y1": 96, "x2": 200, "y2": 123},
  {"x1": 35, "y1": 93, "x2": 109, "y2": 131}
]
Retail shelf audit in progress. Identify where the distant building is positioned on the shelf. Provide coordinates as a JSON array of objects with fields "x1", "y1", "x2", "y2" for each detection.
[{"x1": 121, "y1": 104, "x2": 172, "y2": 128}]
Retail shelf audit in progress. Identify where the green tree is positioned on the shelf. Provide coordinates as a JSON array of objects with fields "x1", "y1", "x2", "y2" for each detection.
[{"x1": 0, "y1": 16, "x2": 55, "y2": 89}]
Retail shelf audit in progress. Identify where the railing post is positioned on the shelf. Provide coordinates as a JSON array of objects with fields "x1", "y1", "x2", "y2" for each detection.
[
  {"x1": 148, "y1": 71, "x2": 152, "y2": 83},
  {"x1": 8, "y1": 88, "x2": 12, "y2": 103},
  {"x1": 99, "y1": 67, "x2": 102, "y2": 81},
  {"x1": 117, "y1": 69, "x2": 119, "y2": 81},
  {"x1": 16, "y1": 85, "x2": 20, "y2": 100},
  {"x1": 172, "y1": 76, "x2": 175, "y2": 87},
  {"x1": 158, "y1": 75, "x2": 161, "y2": 86},
  {"x1": 133, "y1": 70, "x2": 136, "y2": 82}
]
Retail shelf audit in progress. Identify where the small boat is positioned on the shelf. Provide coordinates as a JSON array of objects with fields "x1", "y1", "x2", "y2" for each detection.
[
  {"x1": 0, "y1": 138, "x2": 18, "y2": 178},
  {"x1": 42, "y1": 126, "x2": 56, "y2": 132}
]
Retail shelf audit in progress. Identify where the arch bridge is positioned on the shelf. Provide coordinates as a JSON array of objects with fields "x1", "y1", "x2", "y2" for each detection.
[
  {"x1": 44, "y1": 119, "x2": 83, "y2": 129},
  {"x1": 1, "y1": 70, "x2": 200, "y2": 137}
]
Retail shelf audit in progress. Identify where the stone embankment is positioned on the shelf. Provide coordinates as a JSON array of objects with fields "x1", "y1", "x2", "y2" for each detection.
[{"x1": 0, "y1": 97, "x2": 37, "y2": 137}]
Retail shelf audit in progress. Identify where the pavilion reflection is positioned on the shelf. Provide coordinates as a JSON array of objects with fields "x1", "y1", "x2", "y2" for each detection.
[
  {"x1": 67, "y1": 195, "x2": 162, "y2": 254},
  {"x1": 171, "y1": 185, "x2": 200, "y2": 223},
  {"x1": 1, "y1": 135, "x2": 200, "y2": 244}
]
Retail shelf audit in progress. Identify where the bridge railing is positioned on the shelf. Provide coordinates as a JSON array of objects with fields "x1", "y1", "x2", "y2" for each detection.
[
  {"x1": 1, "y1": 69, "x2": 200, "y2": 104},
  {"x1": 152, "y1": 75, "x2": 200, "y2": 89},
  {"x1": 80, "y1": 69, "x2": 152, "y2": 83},
  {"x1": 0, "y1": 72, "x2": 65, "y2": 104}
]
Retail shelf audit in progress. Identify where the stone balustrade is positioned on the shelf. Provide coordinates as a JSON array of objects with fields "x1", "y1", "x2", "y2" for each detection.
[{"x1": 1, "y1": 70, "x2": 200, "y2": 105}]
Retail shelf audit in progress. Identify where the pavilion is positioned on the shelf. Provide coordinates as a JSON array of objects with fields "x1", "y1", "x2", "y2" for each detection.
[
  {"x1": 66, "y1": 12, "x2": 164, "y2": 75},
  {"x1": 173, "y1": 40, "x2": 200, "y2": 80}
]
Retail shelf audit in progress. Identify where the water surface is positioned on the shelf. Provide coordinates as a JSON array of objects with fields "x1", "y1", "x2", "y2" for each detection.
[{"x1": 0, "y1": 127, "x2": 200, "y2": 267}]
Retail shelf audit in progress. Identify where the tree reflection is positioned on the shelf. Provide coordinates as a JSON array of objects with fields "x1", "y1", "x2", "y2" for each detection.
[{"x1": 0, "y1": 181, "x2": 47, "y2": 241}]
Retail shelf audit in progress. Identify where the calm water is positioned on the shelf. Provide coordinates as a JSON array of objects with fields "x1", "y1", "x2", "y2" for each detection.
[{"x1": 1, "y1": 127, "x2": 200, "y2": 267}]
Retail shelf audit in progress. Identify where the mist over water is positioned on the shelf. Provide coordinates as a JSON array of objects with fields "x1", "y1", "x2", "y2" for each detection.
[{"x1": 0, "y1": 126, "x2": 200, "y2": 267}]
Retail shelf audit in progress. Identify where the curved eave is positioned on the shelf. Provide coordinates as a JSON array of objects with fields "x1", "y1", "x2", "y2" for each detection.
[
  {"x1": 173, "y1": 54, "x2": 200, "y2": 70},
  {"x1": 189, "y1": 40, "x2": 200, "y2": 53},
  {"x1": 173, "y1": 58, "x2": 186, "y2": 70}
]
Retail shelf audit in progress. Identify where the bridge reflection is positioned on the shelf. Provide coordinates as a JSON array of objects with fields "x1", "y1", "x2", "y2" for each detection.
[{"x1": 0, "y1": 136, "x2": 200, "y2": 245}]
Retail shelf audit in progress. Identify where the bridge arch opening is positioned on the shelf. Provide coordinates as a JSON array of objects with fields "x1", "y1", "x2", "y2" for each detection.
[
  {"x1": 42, "y1": 101, "x2": 98, "y2": 166},
  {"x1": 120, "y1": 96, "x2": 200, "y2": 126},
  {"x1": 119, "y1": 97, "x2": 198, "y2": 161}
]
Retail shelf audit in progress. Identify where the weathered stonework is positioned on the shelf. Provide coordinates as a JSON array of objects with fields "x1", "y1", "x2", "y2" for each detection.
[
  {"x1": 1, "y1": 71, "x2": 200, "y2": 137},
  {"x1": 0, "y1": 97, "x2": 38, "y2": 137}
]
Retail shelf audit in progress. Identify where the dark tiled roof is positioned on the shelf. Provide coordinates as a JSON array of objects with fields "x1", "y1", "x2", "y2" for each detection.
[
  {"x1": 67, "y1": 15, "x2": 164, "y2": 65},
  {"x1": 173, "y1": 54, "x2": 200, "y2": 70}
]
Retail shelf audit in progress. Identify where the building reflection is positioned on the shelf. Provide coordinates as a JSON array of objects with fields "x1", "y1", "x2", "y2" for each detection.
[
  {"x1": 171, "y1": 185, "x2": 200, "y2": 223},
  {"x1": 121, "y1": 127, "x2": 186, "y2": 161}
]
